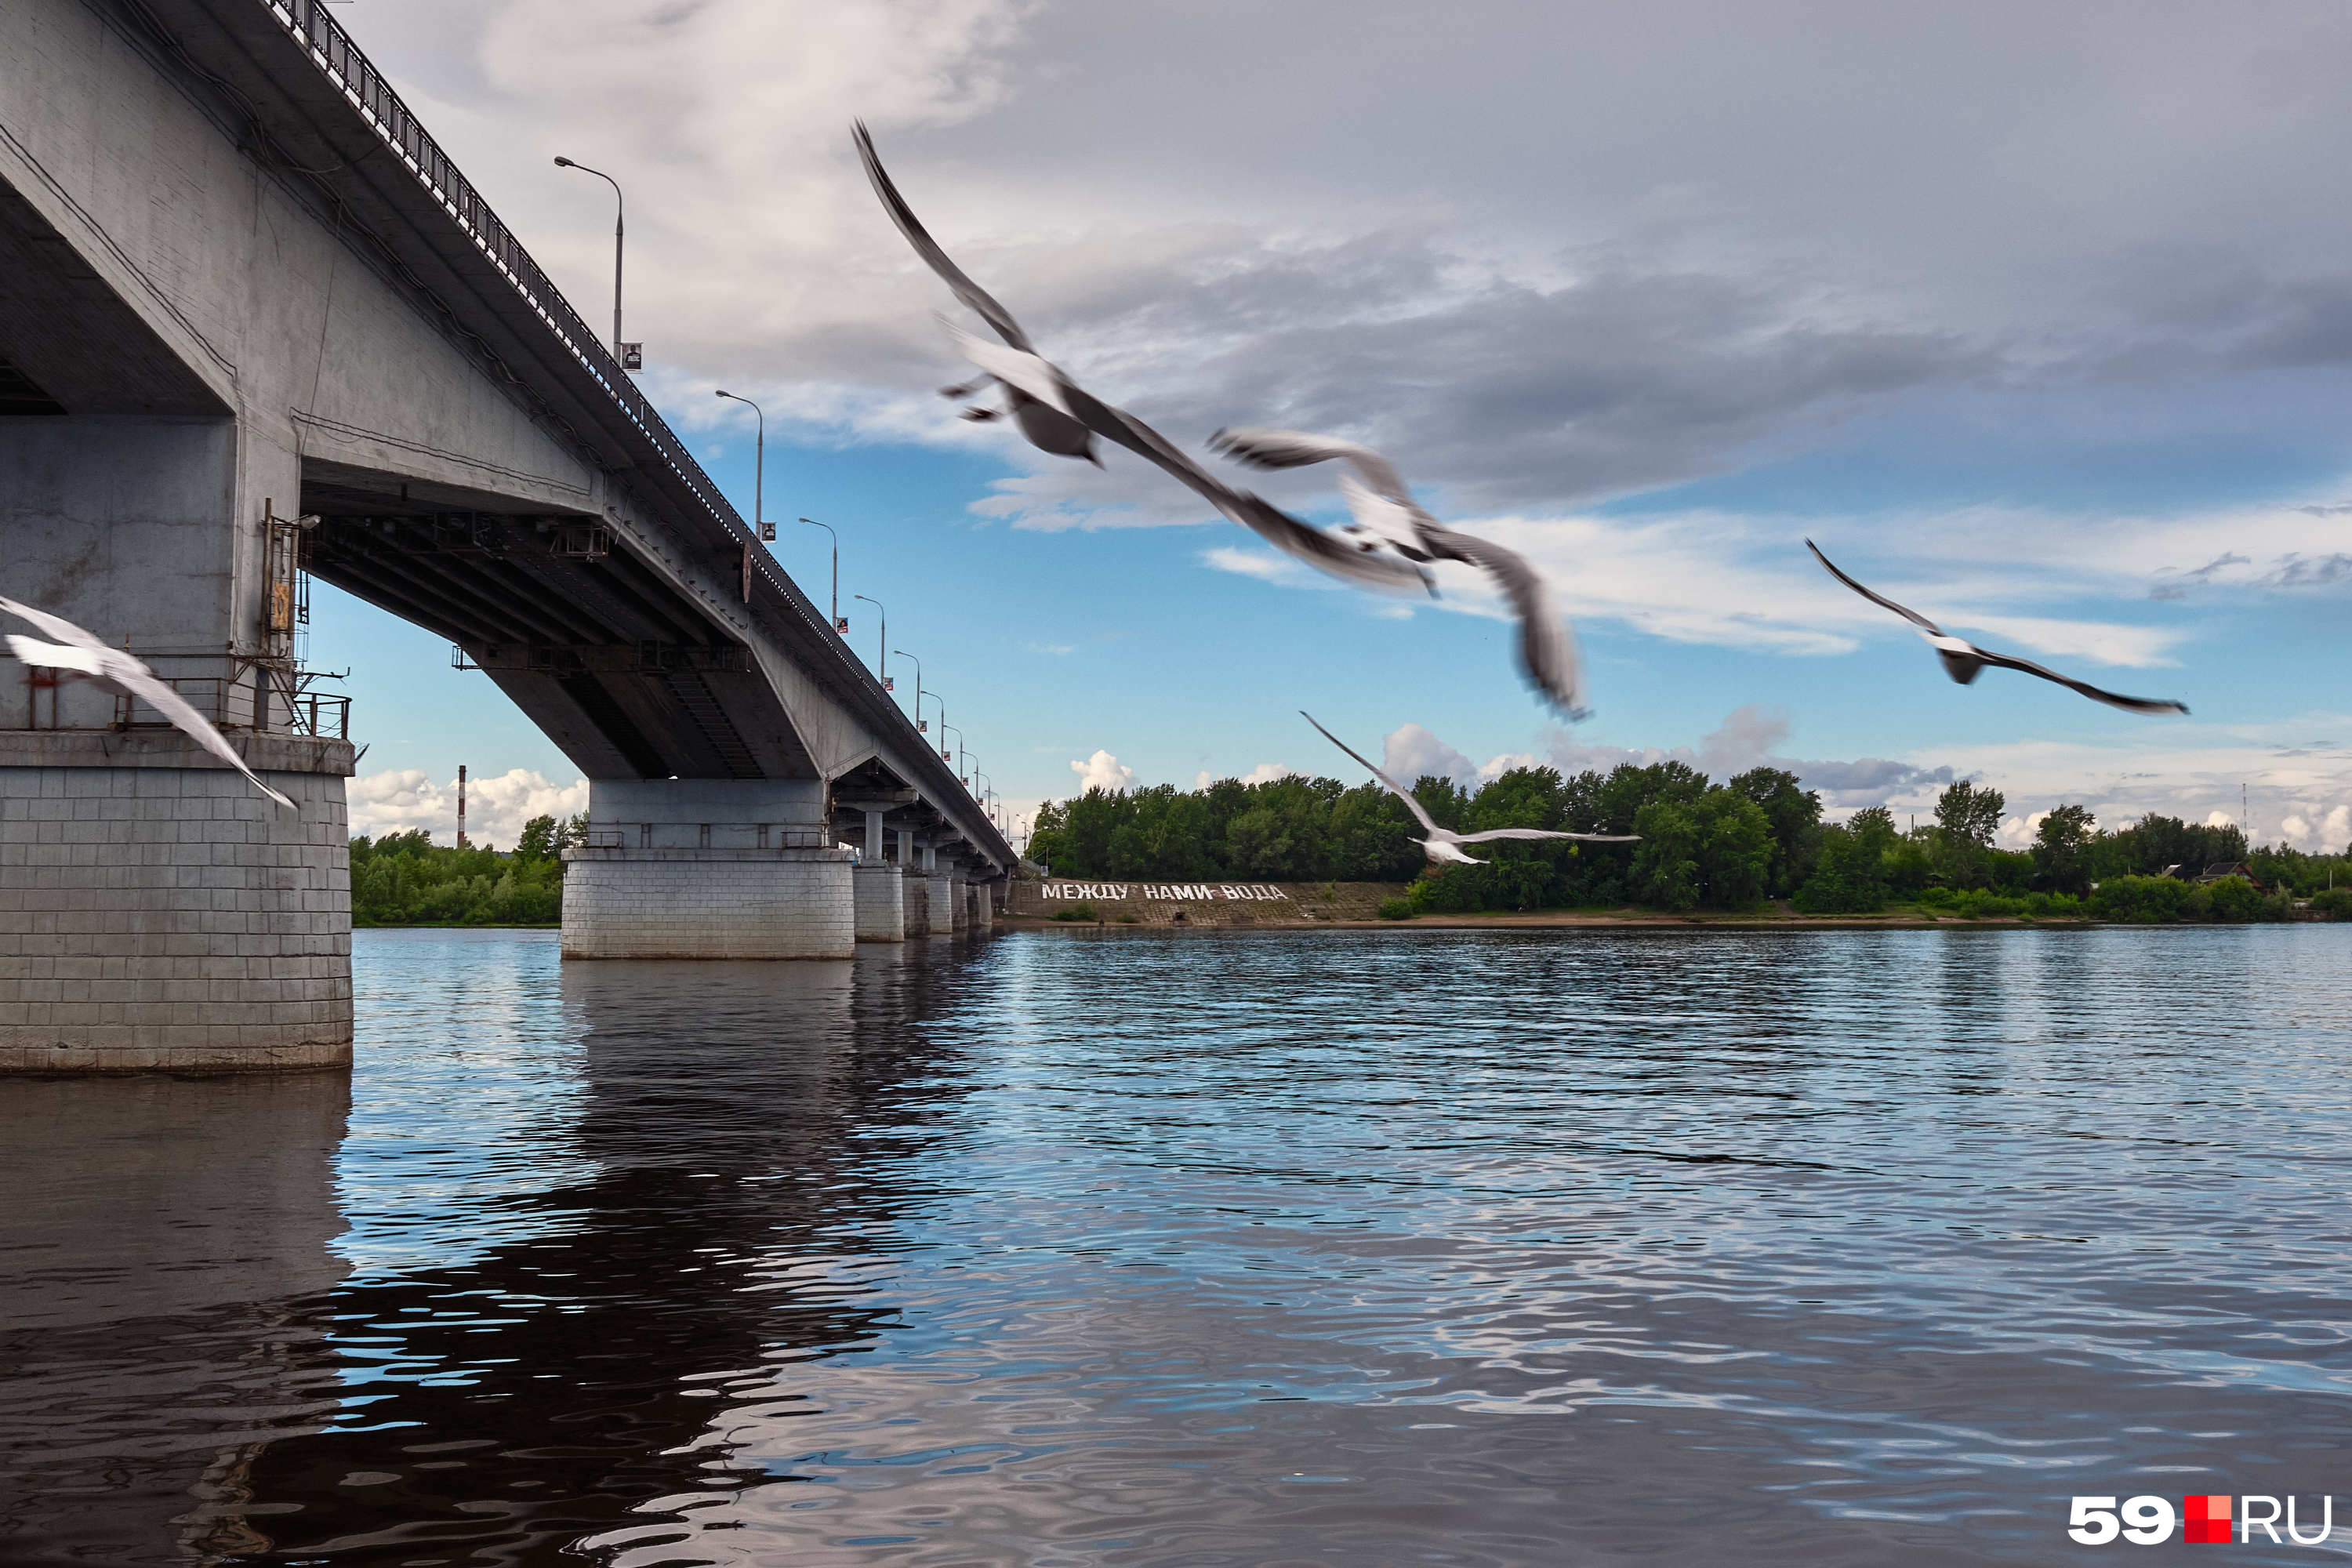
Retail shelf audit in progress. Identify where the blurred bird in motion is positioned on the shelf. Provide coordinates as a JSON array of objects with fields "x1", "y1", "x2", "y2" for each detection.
[
  {"x1": 1216, "y1": 429, "x2": 1590, "y2": 720},
  {"x1": 853, "y1": 122, "x2": 1431, "y2": 597},
  {"x1": 1301, "y1": 711, "x2": 1638, "y2": 866},
  {"x1": 1, "y1": 595, "x2": 297, "y2": 810},
  {"x1": 1805, "y1": 541, "x2": 2189, "y2": 716}
]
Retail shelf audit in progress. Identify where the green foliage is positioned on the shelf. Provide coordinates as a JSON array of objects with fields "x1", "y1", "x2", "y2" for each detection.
[
  {"x1": 1726, "y1": 768, "x2": 1823, "y2": 896},
  {"x1": 1793, "y1": 806, "x2": 1897, "y2": 913},
  {"x1": 1377, "y1": 897, "x2": 1414, "y2": 920},
  {"x1": 2311, "y1": 886, "x2": 2352, "y2": 918},
  {"x1": 1048, "y1": 902, "x2": 1098, "y2": 923},
  {"x1": 350, "y1": 826, "x2": 566, "y2": 926},
  {"x1": 2031, "y1": 804, "x2": 2098, "y2": 894}
]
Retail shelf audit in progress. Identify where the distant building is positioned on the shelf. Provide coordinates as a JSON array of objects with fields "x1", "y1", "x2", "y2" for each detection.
[{"x1": 2195, "y1": 861, "x2": 2267, "y2": 891}]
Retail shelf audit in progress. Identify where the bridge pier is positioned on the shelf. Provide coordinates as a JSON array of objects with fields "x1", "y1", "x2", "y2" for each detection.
[
  {"x1": 852, "y1": 808, "x2": 905, "y2": 942},
  {"x1": 0, "y1": 731, "x2": 356, "y2": 1074},
  {"x1": 561, "y1": 780, "x2": 853, "y2": 960},
  {"x1": 896, "y1": 830, "x2": 931, "y2": 936}
]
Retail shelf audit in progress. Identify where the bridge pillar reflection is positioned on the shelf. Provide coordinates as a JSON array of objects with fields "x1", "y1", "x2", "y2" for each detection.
[{"x1": 561, "y1": 779, "x2": 853, "y2": 959}]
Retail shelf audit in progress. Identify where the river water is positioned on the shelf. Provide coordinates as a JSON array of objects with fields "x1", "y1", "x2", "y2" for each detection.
[{"x1": 5, "y1": 926, "x2": 2351, "y2": 1565}]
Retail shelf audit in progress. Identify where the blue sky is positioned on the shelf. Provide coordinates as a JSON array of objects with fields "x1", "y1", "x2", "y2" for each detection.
[{"x1": 327, "y1": 0, "x2": 2352, "y2": 853}]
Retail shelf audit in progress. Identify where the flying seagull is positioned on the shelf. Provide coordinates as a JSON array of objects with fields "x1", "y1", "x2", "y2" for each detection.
[
  {"x1": 1301, "y1": 711, "x2": 1638, "y2": 866},
  {"x1": 1214, "y1": 430, "x2": 1588, "y2": 720},
  {"x1": 1804, "y1": 540, "x2": 2189, "y2": 716},
  {"x1": 852, "y1": 122, "x2": 1429, "y2": 597},
  {"x1": 0, "y1": 595, "x2": 297, "y2": 810}
]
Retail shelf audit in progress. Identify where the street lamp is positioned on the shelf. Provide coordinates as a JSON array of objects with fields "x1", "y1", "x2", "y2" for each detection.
[
  {"x1": 801, "y1": 518, "x2": 840, "y2": 630},
  {"x1": 852, "y1": 593, "x2": 887, "y2": 690},
  {"x1": 713, "y1": 391, "x2": 771, "y2": 540},
  {"x1": 939, "y1": 722, "x2": 963, "y2": 773},
  {"x1": 551, "y1": 156, "x2": 634, "y2": 367},
  {"x1": 891, "y1": 648, "x2": 923, "y2": 719}
]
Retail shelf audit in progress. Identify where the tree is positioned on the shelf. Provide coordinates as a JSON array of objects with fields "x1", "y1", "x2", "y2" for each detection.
[
  {"x1": 1934, "y1": 779, "x2": 2005, "y2": 887},
  {"x1": 1726, "y1": 767, "x2": 1823, "y2": 897},
  {"x1": 1793, "y1": 807, "x2": 1899, "y2": 913},
  {"x1": 1692, "y1": 791, "x2": 1774, "y2": 906},
  {"x1": 1630, "y1": 800, "x2": 1701, "y2": 909},
  {"x1": 2031, "y1": 804, "x2": 2097, "y2": 894},
  {"x1": 515, "y1": 814, "x2": 561, "y2": 862}
]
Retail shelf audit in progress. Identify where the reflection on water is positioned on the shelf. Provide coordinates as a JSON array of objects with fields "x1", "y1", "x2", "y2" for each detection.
[{"x1": 5, "y1": 926, "x2": 2352, "y2": 1564}]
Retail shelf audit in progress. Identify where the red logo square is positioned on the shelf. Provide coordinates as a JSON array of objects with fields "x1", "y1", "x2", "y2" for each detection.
[{"x1": 2184, "y1": 1495, "x2": 2232, "y2": 1544}]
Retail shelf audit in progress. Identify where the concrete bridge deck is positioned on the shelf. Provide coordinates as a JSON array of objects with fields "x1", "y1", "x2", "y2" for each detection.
[{"x1": 0, "y1": 0, "x2": 1011, "y2": 1071}]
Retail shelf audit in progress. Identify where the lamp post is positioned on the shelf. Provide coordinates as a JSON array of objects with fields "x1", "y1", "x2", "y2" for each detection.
[
  {"x1": 852, "y1": 593, "x2": 886, "y2": 689},
  {"x1": 552, "y1": 156, "x2": 630, "y2": 365},
  {"x1": 891, "y1": 649, "x2": 922, "y2": 719},
  {"x1": 939, "y1": 723, "x2": 963, "y2": 775},
  {"x1": 800, "y1": 518, "x2": 840, "y2": 630},
  {"x1": 913, "y1": 685, "x2": 935, "y2": 735},
  {"x1": 713, "y1": 391, "x2": 771, "y2": 541}
]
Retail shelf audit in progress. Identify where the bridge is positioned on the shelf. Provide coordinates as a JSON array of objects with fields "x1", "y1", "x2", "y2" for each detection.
[{"x1": 0, "y1": 0, "x2": 1014, "y2": 1073}]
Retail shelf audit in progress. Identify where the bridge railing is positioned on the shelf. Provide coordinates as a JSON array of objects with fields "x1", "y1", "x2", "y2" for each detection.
[{"x1": 575, "y1": 822, "x2": 838, "y2": 853}]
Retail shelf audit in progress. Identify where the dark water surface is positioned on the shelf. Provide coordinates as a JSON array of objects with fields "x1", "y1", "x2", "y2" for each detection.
[{"x1": 6, "y1": 926, "x2": 2352, "y2": 1565}]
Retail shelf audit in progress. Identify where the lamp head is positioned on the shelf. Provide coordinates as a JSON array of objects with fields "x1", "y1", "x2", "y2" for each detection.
[
  {"x1": 552, "y1": 155, "x2": 575, "y2": 167},
  {"x1": 714, "y1": 388, "x2": 729, "y2": 398}
]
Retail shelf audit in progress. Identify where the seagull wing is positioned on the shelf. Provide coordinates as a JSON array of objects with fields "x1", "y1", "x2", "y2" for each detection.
[
  {"x1": 1421, "y1": 524, "x2": 1589, "y2": 720},
  {"x1": 1209, "y1": 428, "x2": 1416, "y2": 508},
  {"x1": 1965, "y1": 645, "x2": 2190, "y2": 716},
  {"x1": 1299, "y1": 710, "x2": 1440, "y2": 836},
  {"x1": 855, "y1": 122, "x2": 1036, "y2": 354},
  {"x1": 0, "y1": 593, "x2": 113, "y2": 652},
  {"x1": 1080, "y1": 401, "x2": 1433, "y2": 597},
  {"x1": 106, "y1": 650, "x2": 299, "y2": 810},
  {"x1": 1805, "y1": 539, "x2": 1944, "y2": 635},
  {"x1": 5, "y1": 634, "x2": 109, "y2": 677},
  {"x1": 1454, "y1": 826, "x2": 1642, "y2": 844}
]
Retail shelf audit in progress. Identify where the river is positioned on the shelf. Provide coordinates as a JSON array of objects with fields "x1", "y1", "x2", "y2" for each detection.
[{"x1": 4, "y1": 925, "x2": 2350, "y2": 1565}]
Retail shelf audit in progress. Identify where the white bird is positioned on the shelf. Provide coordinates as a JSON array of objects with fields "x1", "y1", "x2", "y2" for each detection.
[
  {"x1": 1, "y1": 595, "x2": 297, "y2": 810},
  {"x1": 853, "y1": 122, "x2": 1430, "y2": 598},
  {"x1": 1213, "y1": 430, "x2": 1589, "y2": 720},
  {"x1": 1301, "y1": 711, "x2": 1637, "y2": 866},
  {"x1": 1804, "y1": 541, "x2": 2190, "y2": 716}
]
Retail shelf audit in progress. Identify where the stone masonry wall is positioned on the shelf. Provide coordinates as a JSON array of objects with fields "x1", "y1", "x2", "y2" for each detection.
[
  {"x1": 0, "y1": 734, "x2": 355, "y2": 1073},
  {"x1": 924, "y1": 875, "x2": 956, "y2": 935},
  {"x1": 562, "y1": 847, "x2": 855, "y2": 959},
  {"x1": 854, "y1": 863, "x2": 905, "y2": 942}
]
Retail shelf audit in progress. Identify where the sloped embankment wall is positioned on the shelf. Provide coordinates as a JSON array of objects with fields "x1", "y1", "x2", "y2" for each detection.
[{"x1": 1005, "y1": 880, "x2": 1412, "y2": 927}]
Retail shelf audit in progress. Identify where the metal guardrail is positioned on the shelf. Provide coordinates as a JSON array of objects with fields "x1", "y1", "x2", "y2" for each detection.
[{"x1": 576, "y1": 822, "x2": 835, "y2": 851}]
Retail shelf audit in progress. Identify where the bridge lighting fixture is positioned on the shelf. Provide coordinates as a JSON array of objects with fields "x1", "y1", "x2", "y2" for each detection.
[
  {"x1": 800, "y1": 518, "x2": 838, "y2": 626},
  {"x1": 552, "y1": 155, "x2": 630, "y2": 367},
  {"x1": 892, "y1": 651, "x2": 924, "y2": 721},
  {"x1": 714, "y1": 391, "x2": 771, "y2": 540},
  {"x1": 852, "y1": 593, "x2": 887, "y2": 688}
]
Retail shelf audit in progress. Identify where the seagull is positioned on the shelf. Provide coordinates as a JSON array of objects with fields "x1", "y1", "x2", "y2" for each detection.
[
  {"x1": 853, "y1": 122, "x2": 1430, "y2": 598},
  {"x1": 0, "y1": 595, "x2": 297, "y2": 809},
  {"x1": 1301, "y1": 711, "x2": 1638, "y2": 866},
  {"x1": 1213, "y1": 429, "x2": 1588, "y2": 720},
  {"x1": 1804, "y1": 541, "x2": 2190, "y2": 716}
]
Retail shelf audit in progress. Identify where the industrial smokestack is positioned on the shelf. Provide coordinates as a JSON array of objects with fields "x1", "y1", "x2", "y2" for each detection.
[{"x1": 457, "y1": 764, "x2": 468, "y2": 849}]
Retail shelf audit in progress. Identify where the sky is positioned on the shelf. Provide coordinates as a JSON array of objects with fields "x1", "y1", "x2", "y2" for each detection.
[{"x1": 314, "y1": 0, "x2": 2352, "y2": 853}]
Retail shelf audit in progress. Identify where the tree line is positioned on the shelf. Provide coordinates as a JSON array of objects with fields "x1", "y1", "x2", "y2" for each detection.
[
  {"x1": 1028, "y1": 766, "x2": 2352, "y2": 921},
  {"x1": 349, "y1": 814, "x2": 583, "y2": 927}
]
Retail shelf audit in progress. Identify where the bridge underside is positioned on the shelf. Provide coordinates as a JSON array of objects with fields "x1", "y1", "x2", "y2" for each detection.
[{"x1": 301, "y1": 461, "x2": 820, "y2": 783}]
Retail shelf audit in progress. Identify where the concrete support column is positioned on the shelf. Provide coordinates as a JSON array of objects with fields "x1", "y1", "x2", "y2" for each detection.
[
  {"x1": 853, "y1": 863, "x2": 905, "y2": 942},
  {"x1": 925, "y1": 870, "x2": 958, "y2": 933},
  {"x1": 561, "y1": 779, "x2": 853, "y2": 959},
  {"x1": 948, "y1": 872, "x2": 971, "y2": 931},
  {"x1": 0, "y1": 731, "x2": 357, "y2": 1073},
  {"x1": 967, "y1": 879, "x2": 993, "y2": 933},
  {"x1": 864, "y1": 808, "x2": 884, "y2": 862}
]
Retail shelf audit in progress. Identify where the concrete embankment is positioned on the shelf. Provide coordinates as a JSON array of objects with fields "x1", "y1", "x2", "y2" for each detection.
[{"x1": 1006, "y1": 879, "x2": 1410, "y2": 927}]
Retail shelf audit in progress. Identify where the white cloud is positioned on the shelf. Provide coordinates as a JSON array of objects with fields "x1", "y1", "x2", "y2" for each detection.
[
  {"x1": 347, "y1": 768, "x2": 590, "y2": 848},
  {"x1": 1069, "y1": 749, "x2": 1137, "y2": 793},
  {"x1": 1199, "y1": 544, "x2": 1317, "y2": 586},
  {"x1": 1021, "y1": 641, "x2": 1075, "y2": 655}
]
